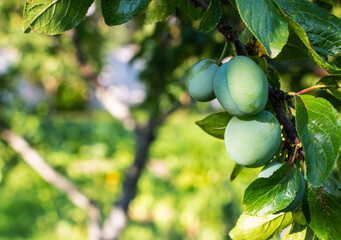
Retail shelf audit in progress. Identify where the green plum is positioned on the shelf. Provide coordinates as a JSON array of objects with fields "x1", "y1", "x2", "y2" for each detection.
[
  {"x1": 214, "y1": 56, "x2": 268, "y2": 117},
  {"x1": 186, "y1": 59, "x2": 219, "y2": 102},
  {"x1": 224, "y1": 110, "x2": 281, "y2": 168},
  {"x1": 258, "y1": 161, "x2": 306, "y2": 212}
]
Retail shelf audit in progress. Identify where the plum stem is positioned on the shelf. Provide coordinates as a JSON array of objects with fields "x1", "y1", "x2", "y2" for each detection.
[
  {"x1": 218, "y1": 42, "x2": 229, "y2": 66},
  {"x1": 296, "y1": 85, "x2": 326, "y2": 95}
]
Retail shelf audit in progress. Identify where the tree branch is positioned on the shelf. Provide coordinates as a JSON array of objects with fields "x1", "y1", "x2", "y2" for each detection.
[
  {"x1": 101, "y1": 118, "x2": 157, "y2": 240},
  {"x1": 1, "y1": 129, "x2": 102, "y2": 240},
  {"x1": 268, "y1": 86, "x2": 298, "y2": 143},
  {"x1": 191, "y1": 0, "x2": 248, "y2": 56}
]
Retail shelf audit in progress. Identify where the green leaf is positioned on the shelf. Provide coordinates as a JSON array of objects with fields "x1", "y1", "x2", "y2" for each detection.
[
  {"x1": 275, "y1": 29, "x2": 309, "y2": 62},
  {"x1": 274, "y1": 0, "x2": 341, "y2": 73},
  {"x1": 229, "y1": 212, "x2": 293, "y2": 240},
  {"x1": 227, "y1": 0, "x2": 237, "y2": 9},
  {"x1": 295, "y1": 95, "x2": 341, "y2": 186},
  {"x1": 283, "y1": 221, "x2": 307, "y2": 240},
  {"x1": 230, "y1": 163, "x2": 243, "y2": 182},
  {"x1": 22, "y1": 0, "x2": 94, "y2": 35},
  {"x1": 267, "y1": 66, "x2": 281, "y2": 89},
  {"x1": 316, "y1": 75, "x2": 341, "y2": 101},
  {"x1": 235, "y1": 0, "x2": 289, "y2": 58},
  {"x1": 145, "y1": 0, "x2": 177, "y2": 24},
  {"x1": 313, "y1": 235, "x2": 320, "y2": 240},
  {"x1": 243, "y1": 164, "x2": 301, "y2": 216},
  {"x1": 176, "y1": 0, "x2": 204, "y2": 20},
  {"x1": 195, "y1": 112, "x2": 232, "y2": 139},
  {"x1": 275, "y1": 0, "x2": 341, "y2": 57},
  {"x1": 306, "y1": 177, "x2": 341, "y2": 239},
  {"x1": 101, "y1": 0, "x2": 151, "y2": 26},
  {"x1": 198, "y1": 0, "x2": 222, "y2": 33}
]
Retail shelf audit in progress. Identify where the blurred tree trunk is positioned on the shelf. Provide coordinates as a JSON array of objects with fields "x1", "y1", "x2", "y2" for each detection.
[{"x1": 101, "y1": 120, "x2": 156, "y2": 240}]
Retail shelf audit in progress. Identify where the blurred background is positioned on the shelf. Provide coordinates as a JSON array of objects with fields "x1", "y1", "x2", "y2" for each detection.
[{"x1": 0, "y1": 1, "x2": 340, "y2": 240}]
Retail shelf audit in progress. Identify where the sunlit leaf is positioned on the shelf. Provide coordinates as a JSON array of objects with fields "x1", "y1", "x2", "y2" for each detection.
[
  {"x1": 145, "y1": 0, "x2": 177, "y2": 24},
  {"x1": 243, "y1": 164, "x2": 300, "y2": 216},
  {"x1": 283, "y1": 221, "x2": 307, "y2": 240},
  {"x1": 236, "y1": 0, "x2": 289, "y2": 58},
  {"x1": 22, "y1": 0, "x2": 94, "y2": 35},
  {"x1": 229, "y1": 212, "x2": 293, "y2": 240}
]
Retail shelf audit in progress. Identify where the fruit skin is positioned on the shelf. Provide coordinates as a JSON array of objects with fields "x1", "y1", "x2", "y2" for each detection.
[
  {"x1": 224, "y1": 110, "x2": 281, "y2": 168},
  {"x1": 258, "y1": 161, "x2": 306, "y2": 212},
  {"x1": 186, "y1": 59, "x2": 219, "y2": 102},
  {"x1": 214, "y1": 56, "x2": 268, "y2": 117}
]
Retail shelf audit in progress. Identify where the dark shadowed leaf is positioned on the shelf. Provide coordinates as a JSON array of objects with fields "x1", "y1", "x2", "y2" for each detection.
[
  {"x1": 199, "y1": 0, "x2": 222, "y2": 33},
  {"x1": 295, "y1": 95, "x2": 341, "y2": 186},
  {"x1": 195, "y1": 112, "x2": 233, "y2": 139},
  {"x1": 229, "y1": 212, "x2": 293, "y2": 240},
  {"x1": 236, "y1": 0, "x2": 289, "y2": 58},
  {"x1": 243, "y1": 164, "x2": 301, "y2": 216},
  {"x1": 318, "y1": 0, "x2": 337, "y2": 5},
  {"x1": 101, "y1": 0, "x2": 151, "y2": 26},
  {"x1": 316, "y1": 75, "x2": 341, "y2": 101},
  {"x1": 176, "y1": 0, "x2": 204, "y2": 20},
  {"x1": 306, "y1": 177, "x2": 341, "y2": 239},
  {"x1": 274, "y1": 0, "x2": 341, "y2": 73},
  {"x1": 267, "y1": 65, "x2": 281, "y2": 89},
  {"x1": 22, "y1": 0, "x2": 94, "y2": 35},
  {"x1": 275, "y1": 30, "x2": 309, "y2": 62}
]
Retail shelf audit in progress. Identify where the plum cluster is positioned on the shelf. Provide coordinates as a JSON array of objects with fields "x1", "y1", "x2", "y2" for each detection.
[
  {"x1": 187, "y1": 56, "x2": 281, "y2": 168},
  {"x1": 187, "y1": 56, "x2": 305, "y2": 212}
]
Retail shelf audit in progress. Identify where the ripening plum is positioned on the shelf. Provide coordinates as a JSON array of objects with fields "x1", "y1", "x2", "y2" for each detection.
[
  {"x1": 186, "y1": 59, "x2": 219, "y2": 102},
  {"x1": 258, "y1": 161, "x2": 306, "y2": 212},
  {"x1": 214, "y1": 56, "x2": 268, "y2": 117},
  {"x1": 224, "y1": 110, "x2": 281, "y2": 168}
]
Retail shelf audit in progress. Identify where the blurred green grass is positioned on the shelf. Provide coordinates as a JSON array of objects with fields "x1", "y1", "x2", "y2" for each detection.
[{"x1": 0, "y1": 110, "x2": 258, "y2": 240}]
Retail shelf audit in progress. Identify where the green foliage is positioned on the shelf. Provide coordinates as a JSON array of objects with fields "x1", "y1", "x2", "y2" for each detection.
[
  {"x1": 145, "y1": 0, "x2": 177, "y2": 24},
  {"x1": 230, "y1": 163, "x2": 243, "y2": 181},
  {"x1": 22, "y1": 0, "x2": 94, "y2": 35},
  {"x1": 101, "y1": 0, "x2": 152, "y2": 26},
  {"x1": 236, "y1": 0, "x2": 289, "y2": 58},
  {"x1": 274, "y1": 0, "x2": 341, "y2": 73},
  {"x1": 176, "y1": 0, "x2": 204, "y2": 20},
  {"x1": 229, "y1": 212, "x2": 293, "y2": 240},
  {"x1": 282, "y1": 221, "x2": 307, "y2": 240},
  {"x1": 198, "y1": 0, "x2": 222, "y2": 33},
  {"x1": 243, "y1": 164, "x2": 300, "y2": 215},
  {"x1": 295, "y1": 95, "x2": 341, "y2": 186},
  {"x1": 10, "y1": 0, "x2": 341, "y2": 239},
  {"x1": 316, "y1": 75, "x2": 341, "y2": 100},
  {"x1": 305, "y1": 177, "x2": 341, "y2": 239},
  {"x1": 275, "y1": 0, "x2": 341, "y2": 57},
  {"x1": 195, "y1": 112, "x2": 232, "y2": 139}
]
